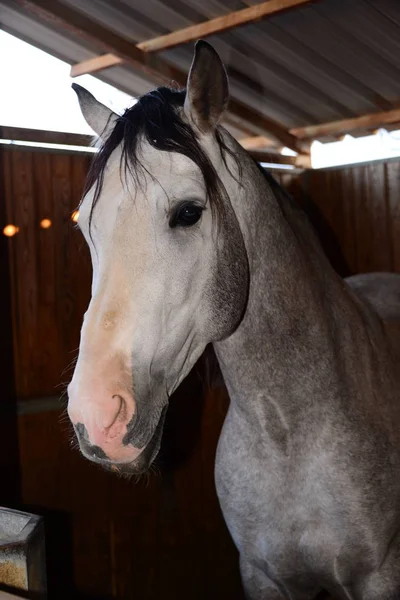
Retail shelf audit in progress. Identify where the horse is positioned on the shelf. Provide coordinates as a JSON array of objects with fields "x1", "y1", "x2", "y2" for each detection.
[{"x1": 68, "y1": 41, "x2": 400, "y2": 600}]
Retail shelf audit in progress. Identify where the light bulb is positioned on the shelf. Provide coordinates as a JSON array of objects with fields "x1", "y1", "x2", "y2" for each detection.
[{"x1": 3, "y1": 225, "x2": 19, "y2": 237}]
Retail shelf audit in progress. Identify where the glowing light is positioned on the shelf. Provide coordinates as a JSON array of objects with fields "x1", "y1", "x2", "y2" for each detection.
[
  {"x1": 40, "y1": 218, "x2": 52, "y2": 229},
  {"x1": 3, "y1": 224, "x2": 19, "y2": 237},
  {"x1": 71, "y1": 210, "x2": 79, "y2": 223}
]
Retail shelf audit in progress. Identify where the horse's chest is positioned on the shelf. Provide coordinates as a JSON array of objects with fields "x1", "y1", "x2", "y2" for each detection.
[
  {"x1": 214, "y1": 407, "x2": 334, "y2": 574},
  {"x1": 215, "y1": 407, "x2": 295, "y2": 549}
]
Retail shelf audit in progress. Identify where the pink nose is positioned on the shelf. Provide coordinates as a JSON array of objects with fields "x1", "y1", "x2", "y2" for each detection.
[{"x1": 67, "y1": 382, "x2": 139, "y2": 462}]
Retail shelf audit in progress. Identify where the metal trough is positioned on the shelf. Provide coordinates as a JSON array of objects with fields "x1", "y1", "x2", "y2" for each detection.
[{"x1": 0, "y1": 508, "x2": 46, "y2": 598}]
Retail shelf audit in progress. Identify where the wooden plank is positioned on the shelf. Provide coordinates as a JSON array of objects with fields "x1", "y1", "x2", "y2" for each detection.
[
  {"x1": 138, "y1": 0, "x2": 316, "y2": 53},
  {"x1": 291, "y1": 108, "x2": 400, "y2": 141},
  {"x1": 299, "y1": 160, "x2": 396, "y2": 276},
  {"x1": 69, "y1": 53, "x2": 121, "y2": 78},
  {"x1": 368, "y1": 162, "x2": 392, "y2": 271},
  {"x1": 352, "y1": 165, "x2": 372, "y2": 273},
  {"x1": 0, "y1": 126, "x2": 93, "y2": 147},
  {"x1": 0, "y1": 148, "x2": 21, "y2": 508},
  {"x1": 17, "y1": 377, "x2": 244, "y2": 598},
  {"x1": 9, "y1": 150, "x2": 38, "y2": 398},
  {"x1": 14, "y1": 1, "x2": 305, "y2": 151},
  {"x1": 240, "y1": 136, "x2": 278, "y2": 150},
  {"x1": 2, "y1": 148, "x2": 92, "y2": 399},
  {"x1": 387, "y1": 160, "x2": 400, "y2": 273},
  {"x1": 227, "y1": 104, "x2": 307, "y2": 153},
  {"x1": 33, "y1": 152, "x2": 62, "y2": 398},
  {"x1": 15, "y1": 0, "x2": 188, "y2": 85},
  {"x1": 70, "y1": 0, "x2": 315, "y2": 75},
  {"x1": 338, "y1": 167, "x2": 357, "y2": 274}
]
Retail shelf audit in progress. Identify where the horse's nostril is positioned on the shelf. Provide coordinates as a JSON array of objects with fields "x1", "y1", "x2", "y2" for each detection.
[{"x1": 110, "y1": 394, "x2": 127, "y2": 429}]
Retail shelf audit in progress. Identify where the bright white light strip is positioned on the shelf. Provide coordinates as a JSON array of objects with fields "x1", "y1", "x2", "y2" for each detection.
[
  {"x1": 311, "y1": 128, "x2": 400, "y2": 169},
  {"x1": 0, "y1": 139, "x2": 97, "y2": 153},
  {"x1": 260, "y1": 162, "x2": 295, "y2": 170},
  {"x1": 281, "y1": 147, "x2": 297, "y2": 157}
]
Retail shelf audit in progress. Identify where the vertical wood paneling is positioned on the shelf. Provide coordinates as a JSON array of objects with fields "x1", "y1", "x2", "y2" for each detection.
[
  {"x1": 2, "y1": 145, "x2": 242, "y2": 599},
  {"x1": 292, "y1": 159, "x2": 400, "y2": 276},
  {"x1": 368, "y1": 162, "x2": 392, "y2": 271},
  {"x1": 3, "y1": 147, "x2": 400, "y2": 600},
  {"x1": 2, "y1": 147, "x2": 91, "y2": 399},
  {"x1": 18, "y1": 380, "x2": 242, "y2": 600},
  {"x1": 33, "y1": 152, "x2": 62, "y2": 399},
  {"x1": 10, "y1": 150, "x2": 38, "y2": 397},
  {"x1": 0, "y1": 147, "x2": 21, "y2": 507},
  {"x1": 386, "y1": 160, "x2": 400, "y2": 272},
  {"x1": 337, "y1": 166, "x2": 357, "y2": 274},
  {"x1": 352, "y1": 165, "x2": 372, "y2": 273}
]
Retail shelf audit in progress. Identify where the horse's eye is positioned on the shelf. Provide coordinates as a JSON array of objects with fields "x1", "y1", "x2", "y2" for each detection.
[{"x1": 171, "y1": 204, "x2": 203, "y2": 228}]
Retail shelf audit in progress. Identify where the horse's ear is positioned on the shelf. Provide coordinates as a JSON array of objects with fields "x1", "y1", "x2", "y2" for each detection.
[
  {"x1": 72, "y1": 83, "x2": 118, "y2": 139},
  {"x1": 184, "y1": 40, "x2": 229, "y2": 132}
]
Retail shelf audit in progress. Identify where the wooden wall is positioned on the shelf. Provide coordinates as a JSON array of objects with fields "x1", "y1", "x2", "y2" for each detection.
[
  {"x1": 3, "y1": 149, "x2": 400, "y2": 400},
  {"x1": 18, "y1": 381, "x2": 242, "y2": 600},
  {"x1": 2, "y1": 145, "x2": 400, "y2": 599},
  {"x1": 0, "y1": 146, "x2": 244, "y2": 600},
  {"x1": 0, "y1": 148, "x2": 20, "y2": 508},
  {"x1": 280, "y1": 159, "x2": 400, "y2": 277},
  {"x1": 2, "y1": 148, "x2": 92, "y2": 398}
]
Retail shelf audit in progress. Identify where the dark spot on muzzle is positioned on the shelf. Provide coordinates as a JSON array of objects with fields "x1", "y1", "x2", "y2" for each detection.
[
  {"x1": 73, "y1": 408, "x2": 168, "y2": 474},
  {"x1": 74, "y1": 422, "x2": 109, "y2": 460}
]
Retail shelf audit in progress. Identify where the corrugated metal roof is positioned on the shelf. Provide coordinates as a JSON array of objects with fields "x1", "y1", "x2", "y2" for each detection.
[{"x1": 1, "y1": 0, "x2": 400, "y2": 143}]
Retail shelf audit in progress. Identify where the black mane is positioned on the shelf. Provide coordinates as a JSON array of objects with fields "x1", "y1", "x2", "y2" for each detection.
[{"x1": 83, "y1": 86, "x2": 239, "y2": 224}]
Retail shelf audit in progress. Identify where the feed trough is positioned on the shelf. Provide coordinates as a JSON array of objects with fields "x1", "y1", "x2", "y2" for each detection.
[{"x1": 0, "y1": 508, "x2": 46, "y2": 598}]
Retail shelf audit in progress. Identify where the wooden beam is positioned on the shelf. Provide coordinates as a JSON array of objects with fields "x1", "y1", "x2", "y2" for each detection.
[
  {"x1": 0, "y1": 126, "x2": 93, "y2": 147},
  {"x1": 290, "y1": 108, "x2": 400, "y2": 140},
  {"x1": 240, "y1": 136, "x2": 278, "y2": 150},
  {"x1": 16, "y1": 0, "x2": 185, "y2": 85},
  {"x1": 230, "y1": 104, "x2": 308, "y2": 153},
  {"x1": 70, "y1": 0, "x2": 314, "y2": 76},
  {"x1": 138, "y1": 0, "x2": 315, "y2": 53},
  {"x1": 70, "y1": 53, "x2": 121, "y2": 78},
  {"x1": 16, "y1": 0, "x2": 306, "y2": 153}
]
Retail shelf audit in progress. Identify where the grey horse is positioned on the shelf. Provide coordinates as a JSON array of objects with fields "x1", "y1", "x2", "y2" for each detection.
[{"x1": 68, "y1": 41, "x2": 400, "y2": 599}]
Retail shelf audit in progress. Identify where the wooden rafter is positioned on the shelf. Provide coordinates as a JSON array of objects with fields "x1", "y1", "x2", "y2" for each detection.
[
  {"x1": 135, "y1": 0, "x2": 315, "y2": 53},
  {"x1": 291, "y1": 108, "x2": 400, "y2": 140},
  {"x1": 16, "y1": 0, "x2": 307, "y2": 154},
  {"x1": 70, "y1": 54, "x2": 121, "y2": 78},
  {"x1": 70, "y1": 0, "x2": 314, "y2": 77},
  {"x1": 240, "y1": 136, "x2": 279, "y2": 150},
  {"x1": 0, "y1": 126, "x2": 93, "y2": 147},
  {"x1": 16, "y1": 0, "x2": 185, "y2": 84}
]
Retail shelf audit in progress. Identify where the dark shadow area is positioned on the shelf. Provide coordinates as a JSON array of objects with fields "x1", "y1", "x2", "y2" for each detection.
[
  {"x1": 19, "y1": 506, "x2": 117, "y2": 600},
  {"x1": 288, "y1": 178, "x2": 352, "y2": 278},
  {"x1": 157, "y1": 360, "x2": 205, "y2": 473},
  {"x1": 0, "y1": 582, "x2": 114, "y2": 600},
  {"x1": 158, "y1": 344, "x2": 226, "y2": 474},
  {"x1": 0, "y1": 583, "x2": 43, "y2": 599},
  {"x1": 0, "y1": 151, "x2": 21, "y2": 509},
  {"x1": 19, "y1": 507, "x2": 74, "y2": 600},
  {"x1": 70, "y1": 595, "x2": 113, "y2": 600}
]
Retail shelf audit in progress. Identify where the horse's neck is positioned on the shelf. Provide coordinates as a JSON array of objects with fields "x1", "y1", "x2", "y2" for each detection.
[{"x1": 213, "y1": 165, "x2": 365, "y2": 430}]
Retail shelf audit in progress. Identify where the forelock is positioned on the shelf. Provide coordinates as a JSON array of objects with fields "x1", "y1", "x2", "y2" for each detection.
[{"x1": 82, "y1": 86, "x2": 241, "y2": 232}]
